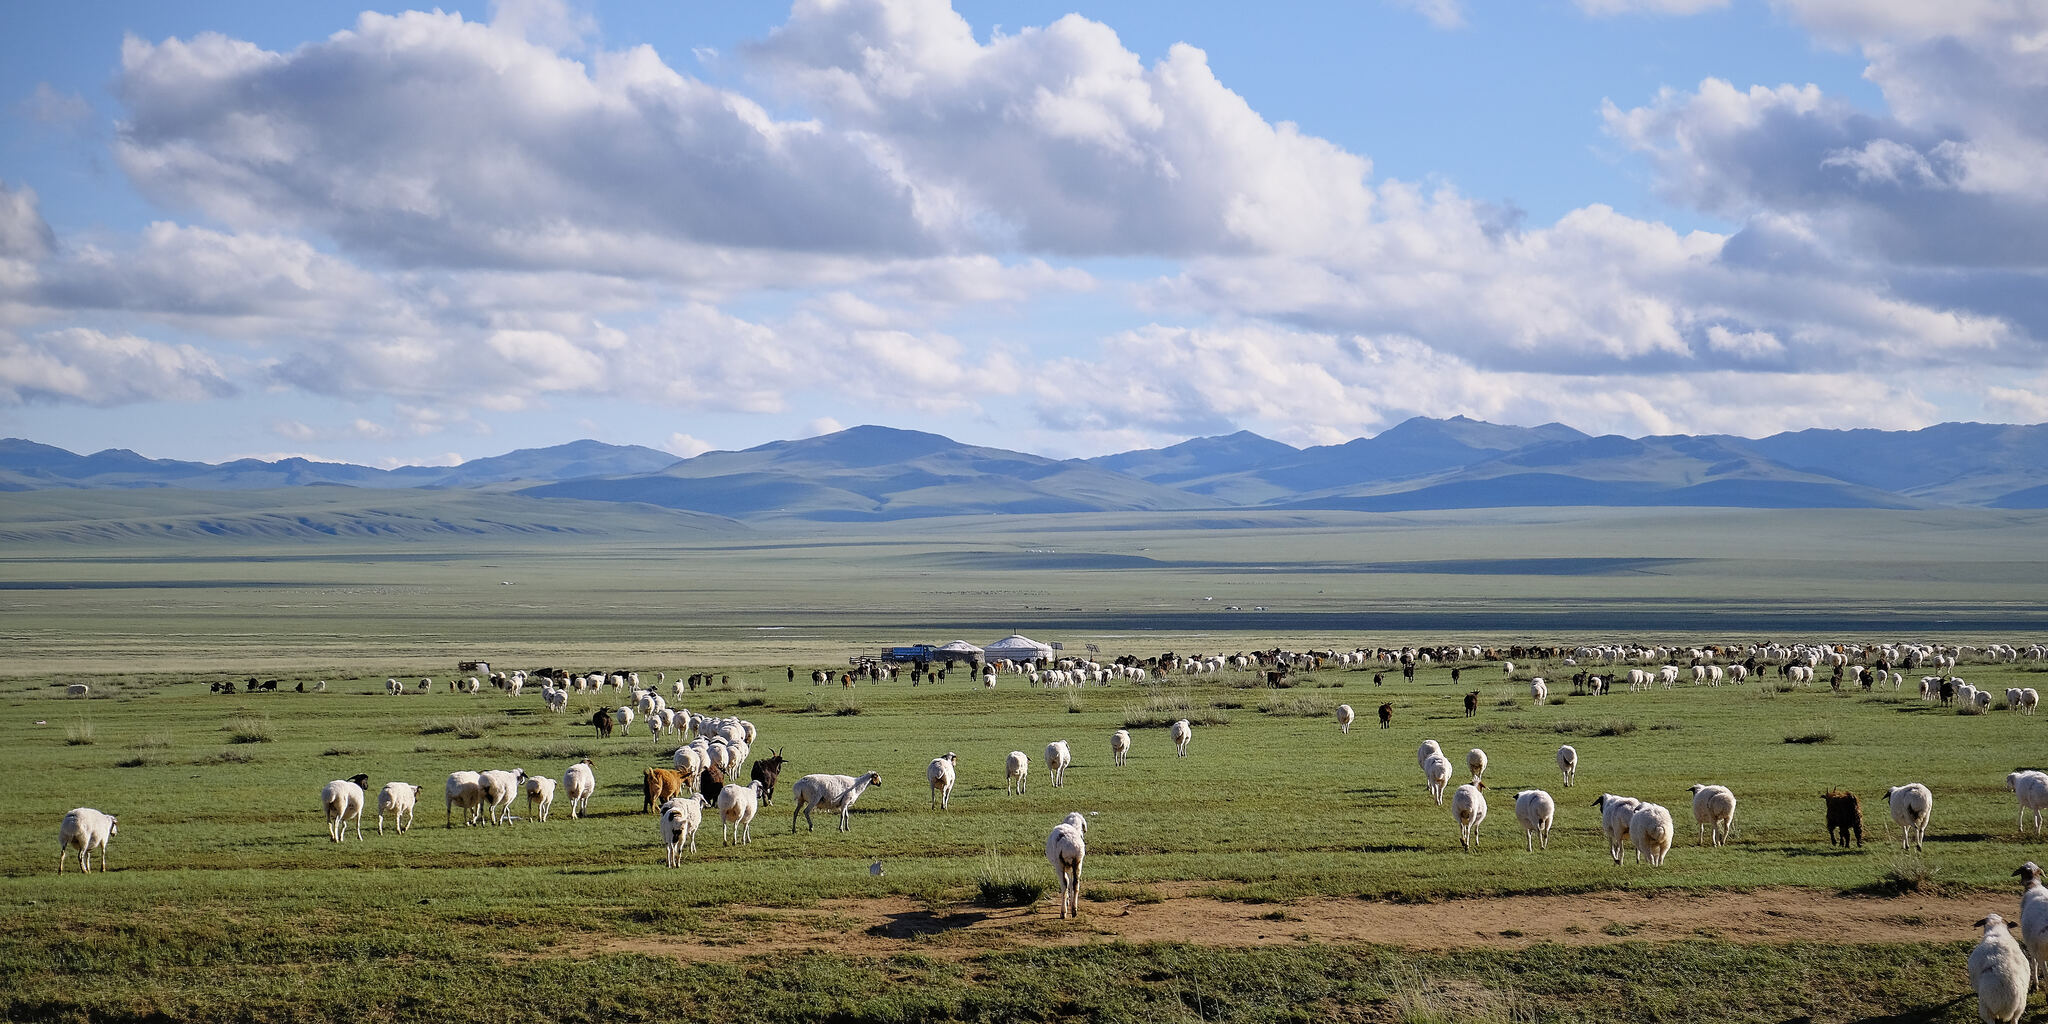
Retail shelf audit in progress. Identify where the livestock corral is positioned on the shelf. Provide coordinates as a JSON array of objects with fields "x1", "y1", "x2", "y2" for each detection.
[{"x1": 9, "y1": 639, "x2": 2048, "y2": 1022}]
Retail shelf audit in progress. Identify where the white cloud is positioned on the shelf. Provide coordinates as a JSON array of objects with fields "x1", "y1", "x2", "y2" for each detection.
[
  {"x1": 1385, "y1": 0, "x2": 1466, "y2": 30},
  {"x1": 18, "y1": 83, "x2": 93, "y2": 126},
  {"x1": 0, "y1": 327, "x2": 234, "y2": 405},
  {"x1": 663, "y1": 432, "x2": 714, "y2": 458},
  {"x1": 802, "y1": 417, "x2": 844, "y2": 437}
]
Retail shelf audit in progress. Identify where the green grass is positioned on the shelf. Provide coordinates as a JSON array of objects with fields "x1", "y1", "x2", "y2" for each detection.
[{"x1": 1, "y1": 507, "x2": 2046, "y2": 1020}]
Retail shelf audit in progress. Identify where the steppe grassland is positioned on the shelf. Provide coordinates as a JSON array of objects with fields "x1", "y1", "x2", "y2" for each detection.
[
  {"x1": 4, "y1": 504, "x2": 2048, "y2": 1021},
  {"x1": 4, "y1": 506, "x2": 2046, "y2": 672}
]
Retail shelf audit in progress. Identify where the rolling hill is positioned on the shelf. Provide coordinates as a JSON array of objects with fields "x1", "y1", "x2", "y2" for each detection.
[{"x1": 4, "y1": 418, "x2": 2044, "y2": 533}]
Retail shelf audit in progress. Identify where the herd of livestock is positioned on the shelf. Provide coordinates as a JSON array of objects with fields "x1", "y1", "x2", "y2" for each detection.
[{"x1": 47, "y1": 638, "x2": 2048, "y2": 1021}]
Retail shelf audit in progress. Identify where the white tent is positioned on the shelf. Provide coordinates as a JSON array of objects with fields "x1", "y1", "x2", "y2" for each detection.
[
  {"x1": 983, "y1": 634, "x2": 1054, "y2": 661},
  {"x1": 936, "y1": 640, "x2": 984, "y2": 658}
]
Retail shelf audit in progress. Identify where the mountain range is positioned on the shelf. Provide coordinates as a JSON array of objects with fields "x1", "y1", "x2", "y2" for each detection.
[{"x1": 4, "y1": 417, "x2": 2045, "y2": 525}]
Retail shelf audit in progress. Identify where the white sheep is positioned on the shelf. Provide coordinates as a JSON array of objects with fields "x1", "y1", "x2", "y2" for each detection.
[
  {"x1": 57, "y1": 807, "x2": 117, "y2": 873},
  {"x1": 1556, "y1": 745, "x2": 1578, "y2": 788},
  {"x1": 377, "y1": 782, "x2": 420, "y2": 835},
  {"x1": 1529, "y1": 678, "x2": 1547, "y2": 704},
  {"x1": 563, "y1": 759, "x2": 596, "y2": 819},
  {"x1": 1466, "y1": 747, "x2": 1488, "y2": 783},
  {"x1": 2016, "y1": 862, "x2": 2048, "y2": 992},
  {"x1": 1514, "y1": 790, "x2": 1555, "y2": 852},
  {"x1": 1110, "y1": 729, "x2": 1130, "y2": 767},
  {"x1": 929, "y1": 752, "x2": 958, "y2": 810},
  {"x1": 1418, "y1": 740, "x2": 1443, "y2": 772},
  {"x1": 386, "y1": 677, "x2": 403, "y2": 696},
  {"x1": 1336, "y1": 704, "x2": 1355, "y2": 733},
  {"x1": 660, "y1": 793, "x2": 708, "y2": 864},
  {"x1": 1970, "y1": 914, "x2": 2031, "y2": 1024},
  {"x1": 1594, "y1": 793, "x2": 1641, "y2": 865},
  {"x1": 1452, "y1": 783, "x2": 1488, "y2": 852},
  {"x1": 525, "y1": 775, "x2": 557, "y2": 822},
  {"x1": 1006, "y1": 751, "x2": 1030, "y2": 795},
  {"x1": 791, "y1": 771, "x2": 884, "y2": 832},
  {"x1": 1630, "y1": 802, "x2": 1675, "y2": 866},
  {"x1": 1422, "y1": 753, "x2": 1454, "y2": 806},
  {"x1": 1887, "y1": 783, "x2": 1934, "y2": 851},
  {"x1": 1170, "y1": 718, "x2": 1193, "y2": 757},
  {"x1": 1687, "y1": 784, "x2": 1737, "y2": 847},
  {"x1": 718, "y1": 780, "x2": 763, "y2": 845},
  {"x1": 1044, "y1": 740, "x2": 1072, "y2": 788},
  {"x1": 2008, "y1": 772, "x2": 2048, "y2": 835},
  {"x1": 322, "y1": 777, "x2": 367, "y2": 842},
  {"x1": 445, "y1": 771, "x2": 484, "y2": 827},
  {"x1": 478, "y1": 769, "x2": 526, "y2": 825},
  {"x1": 1046, "y1": 811, "x2": 1088, "y2": 920}
]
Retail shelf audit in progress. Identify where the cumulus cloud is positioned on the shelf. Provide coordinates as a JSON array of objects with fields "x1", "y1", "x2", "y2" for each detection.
[
  {"x1": 1576, "y1": 0, "x2": 1729, "y2": 15},
  {"x1": 0, "y1": 327, "x2": 234, "y2": 405},
  {"x1": 663, "y1": 432, "x2": 714, "y2": 458}
]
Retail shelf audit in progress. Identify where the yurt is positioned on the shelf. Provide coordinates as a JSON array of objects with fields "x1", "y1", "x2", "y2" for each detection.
[{"x1": 983, "y1": 634, "x2": 1054, "y2": 663}]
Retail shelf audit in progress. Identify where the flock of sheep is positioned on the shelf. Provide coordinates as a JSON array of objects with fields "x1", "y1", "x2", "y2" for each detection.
[{"x1": 48, "y1": 639, "x2": 2048, "y2": 1021}]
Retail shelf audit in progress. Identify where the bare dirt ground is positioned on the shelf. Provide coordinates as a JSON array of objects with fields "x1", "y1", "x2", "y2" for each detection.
[{"x1": 596, "y1": 884, "x2": 1988, "y2": 962}]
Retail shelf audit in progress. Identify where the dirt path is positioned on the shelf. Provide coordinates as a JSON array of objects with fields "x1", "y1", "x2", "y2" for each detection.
[{"x1": 595, "y1": 884, "x2": 1992, "y2": 962}]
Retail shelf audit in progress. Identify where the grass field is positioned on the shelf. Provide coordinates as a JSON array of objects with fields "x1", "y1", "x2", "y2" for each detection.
[{"x1": 5, "y1": 504, "x2": 2048, "y2": 1021}]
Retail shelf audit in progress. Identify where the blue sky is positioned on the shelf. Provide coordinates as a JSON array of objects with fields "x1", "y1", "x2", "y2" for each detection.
[{"x1": 1, "y1": 0, "x2": 2041, "y2": 466}]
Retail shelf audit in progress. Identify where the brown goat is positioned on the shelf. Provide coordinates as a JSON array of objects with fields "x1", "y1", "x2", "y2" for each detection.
[
  {"x1": 643, "y1": 768, "x2": 684, "y2": 813},
  {"x1": 1463, "y1": 690, "x2": 1480, "y2": 717},
  {"x1": 590, "y1": 708, "x2": 614, "y2": 739},
  {"x1": 1823, "y1": 789, "x2": 1863, "y2": 847},
  {"x1": 1378, "y1": 702, "x2": 1393, "y2": 729}
]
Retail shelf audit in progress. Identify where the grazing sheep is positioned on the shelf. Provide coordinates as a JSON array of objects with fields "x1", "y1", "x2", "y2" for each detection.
[
  {"x1": 1823, "y1": 789, "x2": 1864, "y2": 847},
  {"x1": 2015, "y1": 862, "x2": 2048, "y2": 990},
  {"x1": 1336, "y1": 704, "x2": 1355, "y2": 733},
  {"x1": 643, "y1": 768, "x2": 685, "y2": 813},
  {"x1": 562, "y1": 759, "x2": 596, "y2": 819},
  {"x1": 1514, "y1": 790, "x2": 1555, "y2": 852},
  {"x1": 1688, "y1": 784, "x2": 1738, "y2": 847},
  {"x1": 1886, "y1": 783, "x2": 1934, "y2": 851},
  {"x1": 386, "y1": 677, "x2": 403, "y2": 696},
  {"x1": 1169, "y1": 718, "x2": 1193, "y2": 757},
  {"x1": 717, "y1": 780, "x2": 764, "y2": 845},
  {"x1": 1378, "y1": 702, "x2": 1393, "y2": 729},
  {"x1": 1970, "y1": 914, "x2": 2030, "y2": 1024},
  {"x1": 660, "y1": 794, "x2": 708, "y2": 864},
  {"x1": 1005, "y1": 751, "x2": 1030, "y2": 795},
  {"x1": 478, "y1": 769, "x2": 526, "y2": 825},
  {"x1": 525, "y1": 775, "x2": 556, "y2": 822},
  {"x1": 1422, "y1": 753, "x2": 1454, "y2": 806},
  {"x1": 2008, "y1": 772, "x2": 2048, "y2": 835},
  {"x1": 1047, "y1": 812, "x2": 1088, "y2": 920},
  {"x1": 1630, "y1": 802, "x2": 1675, "y2": 866},
  {"x1": 65, "y1": 683, "x2": 88, "y2": 698},
  {"x1": 377, "y1": 782, "x2": 420, "y2": 835},
  {"x1": 1452, "y1": 783, "x2": 1488, "y2": 851},
  {"x1": 57, "y1": 808, "x2": 118, "y2": 873},
  {"x1": 445, "y1": 771, "x2": 484, "y2": 827},
  {"x1": 1110, "y1": 729, "x2": 1130, "y2": 767},
  {"x1": 1594, "y1": 793, "x2": 1642, "y2": 865},
  {"x1": 1529, "y1": 678, "x2": 1547, "y2": 704},
  {"x1": 791, "y1": 771, "x2": 883, "y2": 832},
  {"x1": 322, "y1": 774, "x2": 369, "y2": 842},
  {"x1": 929, "y1": 752, "x2": 958, "y2": 810},
  {"x1": 1466, "y1": 747, "x2": 1488, "y2": 784},
  {"x1": 1556, "y1": 745, "x2": 1578, "y2": 788},
  {"x1": 1044, "y1": 740, "x2": 1073, "y2": 788}
]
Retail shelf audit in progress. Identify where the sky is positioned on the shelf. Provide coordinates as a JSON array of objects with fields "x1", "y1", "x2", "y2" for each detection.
[{"x1": 1, "y1": 0, "x2": 2044, "y2": 467}]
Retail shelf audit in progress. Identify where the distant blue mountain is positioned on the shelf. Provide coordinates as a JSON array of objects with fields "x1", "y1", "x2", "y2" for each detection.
[{"x1": 4, "y1": 417, "x2": 2042, "y2": 519}]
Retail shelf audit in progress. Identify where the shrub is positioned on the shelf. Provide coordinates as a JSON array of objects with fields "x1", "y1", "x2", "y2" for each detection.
[
  {"x1": 64, "y1": 721, "x2": 96, "y2": 746},
  {"x1": 195, "y1": 749, "x2": 255, "y2": 765},
  {"x1": 134, "y1": 731, "x2": 173, "y2": 751},
  {"x1": 224, "y1": 716, "x2": 273, "y2": 743},
  {"x1": 1785, "y1": 725, "x2": 1836, "y2": 744},
  {"x1": 421, "y1": 715, "x2": 492, "y2": 739},
  {"x1": 974, "y1": 847, "x2": 1046, "y2": 908}
]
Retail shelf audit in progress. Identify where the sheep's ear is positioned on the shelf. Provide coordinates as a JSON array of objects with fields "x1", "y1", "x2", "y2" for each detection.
[{"x1": 1977, "y1": 917, "x2": 1991, "y2": 927}]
